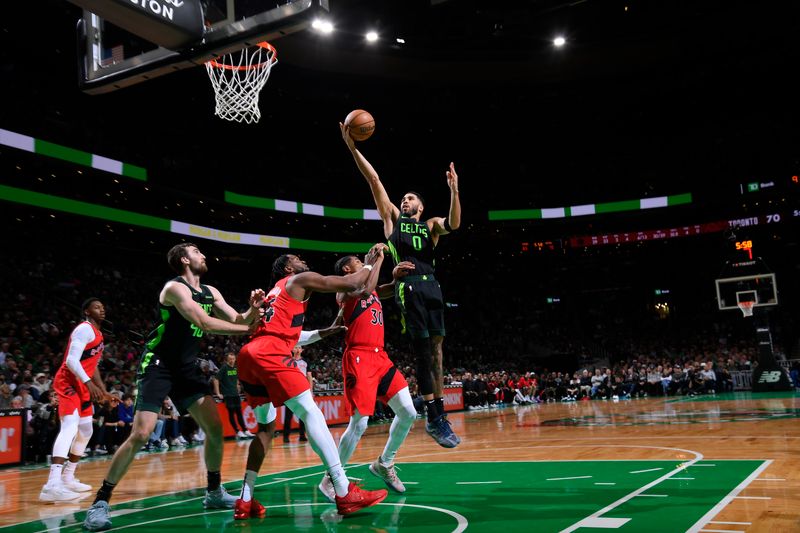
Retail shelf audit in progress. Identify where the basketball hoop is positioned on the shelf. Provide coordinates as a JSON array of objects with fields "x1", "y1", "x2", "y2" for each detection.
[
  {"x1": 205, "y1": 42, "x2": 277, "y2": 124},
  {"x1": 737, "y1": 301, "x2": 754, "y2": 317}
]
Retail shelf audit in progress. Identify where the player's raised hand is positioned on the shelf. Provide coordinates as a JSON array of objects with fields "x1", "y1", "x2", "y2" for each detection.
[
  {"x1": 446, "y1": 162, "x2": 459, "y2": 193},
  {"x1": 365, "y1": 243, "x2": 388, "y2": 265},
  {"x1": 340, "y1": 122, "x2": 356, "y2": 151},
  {"x1": 319, "y1": 324, "x2": 348, "y2": 339},
  {"x1": 249, "y1": 288, "x2": 266, "y2": 309},
  {"x1": 393, "y1": 261, "x2": 416, "y2": 280}
]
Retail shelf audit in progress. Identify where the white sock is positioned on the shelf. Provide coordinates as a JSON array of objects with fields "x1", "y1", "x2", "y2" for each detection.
[
  {"x1": 381, "y1": 388, "x2": 415, "y2": 465},
  {"x1": 285, "y1": 390, "x2": 350, "y2": 497},
  {"x1": 338, "y1": 412, "x2": 368, "y2": 466},
  {"x1": 62, "y1": 460, "x2": 78, "y2": 482},
  {"x1": 47, "y1": 464, "x2": 64, "y2": 486},
  {"x1": 328, "y1": 465, "x2": 349, "y2": 497},
  {"x1": 240, "y1": 470, "x2": 258, "y2": 502}
]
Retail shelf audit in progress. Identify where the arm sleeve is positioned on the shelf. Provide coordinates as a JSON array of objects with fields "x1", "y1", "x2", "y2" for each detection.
[
  {"x1": 65, "y1": 323, "x2": 95, "y2": 383},
  {"x1": 296, "y1": 330, "x2": 322, "y2": 347}
]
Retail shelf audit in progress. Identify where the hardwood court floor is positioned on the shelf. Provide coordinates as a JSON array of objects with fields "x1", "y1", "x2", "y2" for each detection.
[{"x1": 2, "y1": 391, "x2": 798, "y2": 532}]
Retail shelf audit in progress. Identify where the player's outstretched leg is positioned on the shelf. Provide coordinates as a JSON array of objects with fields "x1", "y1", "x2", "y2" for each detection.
[
  {"x1": 83, "y1": 411, "x2": 158, "y2": 531},
  {"x1": 285, "y1": 390, "x2": 387, "y2": 514},
  {"x1": 234, "y1": 403, "x2": 274, "y2": 520},
  {"x1": 318, "y1": 409, "x2": 369, "y2": 503},
  {"x1": 431, "y1": 335, "x2": 460, "y2": 445},
  {"x1": 369, "y1": 387, "x2": 416, "y2": 492}
]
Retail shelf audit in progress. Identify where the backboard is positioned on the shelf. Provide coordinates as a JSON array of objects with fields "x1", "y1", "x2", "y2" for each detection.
[
  {"x1": 76, "y1": 0, "x2": 329, "y2": 94},
  {"x1": 715, "y1": 273, "x2": 778, "y2": 311}
]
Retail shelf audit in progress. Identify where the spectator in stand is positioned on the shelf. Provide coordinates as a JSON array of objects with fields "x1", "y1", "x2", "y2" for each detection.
[
  {"x1": 579, "y1": 370, "x2": 592, "y2": 399},
  {"x1": 117, "y1": 395, "x2": 134, "y2": 442},
  {"x1": 100, "y1": 396, "x2": 123, "y2": 451},
  {"x1": 590, "y1": 369, "x2": 604, "y2": 398},
  {"x1": 700, "y1": 362, "x2": 716, "y2": 394},
  {"x1": 462, "y1": 372, "x2": 479, "y2": 409},
  {"x1": 0, "y1": 383, "x2": 13, "y2": 409},
  {"x1": 16, "y1": 384, "x2": 36, "y2": 408},
  {"x1": 32, "y1": 372, "x2": 51, "y2": 398},
  {"x1": 474, "y1": 373, "x2": 489, "y2": 408}
]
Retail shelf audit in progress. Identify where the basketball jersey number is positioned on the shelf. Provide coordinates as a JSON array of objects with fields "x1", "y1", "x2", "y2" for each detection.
[
  {"x1": 190, "y1": 324, "x2": 204, "y2": 337},
  {"x1": 370, "y1": 309, "x2": 384, "y2": 326},
  {"x1": 412, "y1": 235, "x2": 423, "y2": 251},
  {"x1": 263, "y1": 297, "x2": 277, "y2": 323}
]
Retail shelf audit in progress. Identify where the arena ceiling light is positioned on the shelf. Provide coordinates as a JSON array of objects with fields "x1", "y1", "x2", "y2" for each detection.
[
  {"x1": 553, "y1": 36, "x2": 566, "y2": 47},
  {"x1": 366, "y1": 31, "x2": 379, "y2": 42},
  {"x1": 396, "y1": 37, "x2": 405, "y2": 44},
  {"x1": 312, "y1": 19, "x2": 334, "y2": 34}
]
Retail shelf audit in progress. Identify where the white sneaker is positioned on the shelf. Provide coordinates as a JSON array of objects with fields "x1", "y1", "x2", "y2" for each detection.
[
  {"x1": 236, "y1": 431, "x2": 248, "y2": 439},
  {"x1": 369, "y1": 458, "x2": 406, "y2": 493},
  {"x1": 39, "y1": 483, "x2": 81, "y2": 503},
  {"x1": 177, "y1": 435, "x2": 189, "y2": 445},
  {"x1": 317, "y1": 474, "x2": 336, "y2": 503},
  {"x1": 159, "y1": 439, "x2": 170, "y2": 450},
  {"x1": 62, "y1": 477, "x2": 92, "y2": 492}
]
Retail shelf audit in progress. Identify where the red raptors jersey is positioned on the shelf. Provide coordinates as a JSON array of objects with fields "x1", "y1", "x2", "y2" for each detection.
[
  {"x1": 58, "y1": 321, "x2": 104, "y2": 381},
  {"x1": 251, "y1": 276, "x2": 308, "y2": 355},
  {"x1": 342, "y1": 291, "x2": 384, "y2": 349}
]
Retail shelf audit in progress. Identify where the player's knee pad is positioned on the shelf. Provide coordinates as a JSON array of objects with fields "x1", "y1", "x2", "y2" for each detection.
[
  {"x1": 76, "y1": 417, "x2": 93, "y2": 441},
  {"x1": 284, "y1": 390, "x2": 316, "y2": 421},
  {"x1": 52, "y1": 412, "x2": 81, "y2": 458},
  {"x1": 389, "y1": 388, "x2": 417, "y2": 421},
  {"x1": 348, "y1": 413, "x2": 369, "y2": 438}
]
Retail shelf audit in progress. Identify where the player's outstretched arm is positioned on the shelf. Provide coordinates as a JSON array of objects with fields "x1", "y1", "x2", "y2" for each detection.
[
  {"x1": 431, "y1": 162, "x2": 461, "y2": 237},
  {"x1": 340, "y1": 122, "x2": 399, "y2": 238},
  {"x1": 376, "y1": 260, "x2": 415, "y2": 299},
  {"x1": 208, "y1": 287, "x2": 265, "y2": 324},
  {"x1": 163, "y1": 281, "x2": 251, "y2": 335},
  {"x1": 290, "y1": 244, "x2": 387, "y2": 298}
]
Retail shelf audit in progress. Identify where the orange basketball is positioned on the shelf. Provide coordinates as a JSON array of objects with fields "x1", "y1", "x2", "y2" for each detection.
[{"x1": 344, "y1": 109, "x2": 375, "y2": 141}]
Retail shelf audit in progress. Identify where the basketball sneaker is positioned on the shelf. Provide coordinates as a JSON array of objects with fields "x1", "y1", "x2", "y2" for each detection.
[
  {"x1": 335, "y1": 482, "x2": 387, "y2": 515},
  {"x1": 203, "y1": 486, "x2": 237, "y2": 509},
  {"x1": 83, "y1": 500, "x2": 112, "y2": 531},
  {"x1": 39, "y1": 483, "x2": 80, "y2": 503},
  {"x1": 62, "y1": 477, "x2": 92, "y2": 492},
  {"x1": 369, "y1": 458, "x2": 405, "y2": 493},
  {"x1": 425, "y1": 415, "x2": 460, "y2": 448},
  {"x1": 318, "y1": 474, "x2": 336, "y2": 503},
  {"x1": 233, "y1": 497, "x2": 266, "y2": 520}
]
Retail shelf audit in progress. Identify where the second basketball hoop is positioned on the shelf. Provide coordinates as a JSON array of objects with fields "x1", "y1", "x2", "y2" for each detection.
[{"x1": 205, "y1": 42, "x2": 277, "y2": 124}]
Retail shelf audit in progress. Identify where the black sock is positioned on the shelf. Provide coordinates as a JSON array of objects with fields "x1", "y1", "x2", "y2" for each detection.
[
  {"x1": 425, "y1": 399, "x2": 438, "y2": 422},
  {"x1": 94, "y1": 480, "x2": 116, "y2": 504},
  {"x1": 434, "y1": 397, "x2": 445, "y2": 417},
  {"x1": 207, "y1": 471, "x2": 221, "y2": 492}
]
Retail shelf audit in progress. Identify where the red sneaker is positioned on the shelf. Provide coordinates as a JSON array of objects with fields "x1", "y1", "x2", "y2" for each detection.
[
  {"x1": 234, "y1": 497, "x2": 266, "y2": 520},
  {"x1": 335, "y1": 482, "x2": 388, "y2": 515}
]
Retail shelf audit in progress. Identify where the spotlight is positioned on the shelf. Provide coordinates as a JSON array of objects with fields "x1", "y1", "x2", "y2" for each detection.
[
  {"x1": 366, "y1": 31, "x2": 378, "y2": 42},
  {"x1": 553, "y1": 36, "x2": 566, "y2": 47},
  {"x1": 396, "y1": 37, "x2": 405, "y2": 44},
  {"x1": 312, "y1": 19, "x2": 334, "y2": 34}
]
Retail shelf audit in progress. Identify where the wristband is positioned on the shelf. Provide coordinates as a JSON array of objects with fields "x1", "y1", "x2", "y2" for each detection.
[
  {"x1": 363, "y1": 264, "x2": 374, "y2": 271},
  {"x1": 444, "y1": 218, "x2": 454, "y2": 232}
]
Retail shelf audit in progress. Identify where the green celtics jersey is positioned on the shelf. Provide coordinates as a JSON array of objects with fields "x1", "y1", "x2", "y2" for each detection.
[
  {"x1": 141, "y1": 277, "x2": 214, "y2": 369},
  {"x1": 387, "y1": 215, "x2": 435, "y2": 275}
]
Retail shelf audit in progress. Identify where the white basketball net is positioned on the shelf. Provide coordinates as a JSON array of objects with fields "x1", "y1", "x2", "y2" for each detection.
[
  {"x1": 738, "y1": 301, "x2": 754, "y2": 317},
  {"x1": 205, "y1": 42, "x2": 277, "y2": 124}
]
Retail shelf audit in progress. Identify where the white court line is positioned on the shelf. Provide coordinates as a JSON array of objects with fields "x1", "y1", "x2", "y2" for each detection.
[
  {"x1": 668, "y1": 477, "x2": 695, "y2": 480},
  {"x1": 685, "y1": 459, "x2": 772, "y2": 533},
  {"x1": 734, "y1": 496, "x2": 771, "y2": 500},
  {"x1": 403, "y1": 482, "x2": 419, "y2": 485},
  {"x1": 594, "y1": 483, "x2": 616, "y2": 486},
  {"x1": 635, "y1": 494, "x2": 667, "y2": 498},
  {"x1": 709, "y1": 521, "x2": 752, "y2": 525},
  {"x1": 630, "y1": 468, "x2": 663, "y2": 474},
  {"x1": 547, "y1": 476, "x2": 592, "y2": 481},
  {"x1": 93, "y1": 502, "x2": 469, "y2": 533},
  {"x1": 456, "y1": 481, "x2": 502, "y2": 485},
  {"x1": 291, "y1": 482, "x2": 306, "y2": 485},
  {"x1": 560, "y1": 446, "x2": 704, "y2": 533}
]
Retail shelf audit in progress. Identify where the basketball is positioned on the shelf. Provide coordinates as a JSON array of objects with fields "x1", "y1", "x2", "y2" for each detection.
[{"x1": 344, "y1": 109, "x2": 375, "y2": 141}]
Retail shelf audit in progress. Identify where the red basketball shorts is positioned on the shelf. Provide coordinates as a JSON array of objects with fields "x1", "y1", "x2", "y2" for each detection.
[
  {"x1": 238, "y1": 336, "x2": 310, "y2": 408},
  {"x1": 343, "y1": 346, "x2": 408, "y2": 417}
]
